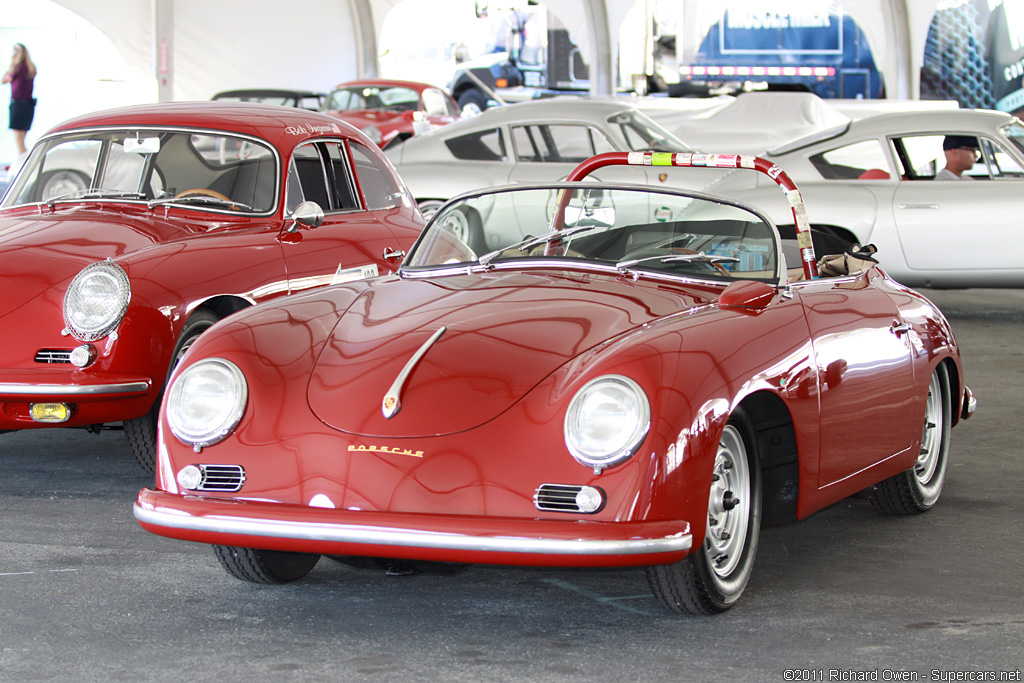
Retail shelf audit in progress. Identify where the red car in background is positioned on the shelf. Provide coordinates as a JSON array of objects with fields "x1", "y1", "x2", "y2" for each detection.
[
  {"x1": 321, "y1": 79, "x2": 460, "y2": 149},
  {"x1": 0, "y1": 102, "x2": 424, "y2": 472}
]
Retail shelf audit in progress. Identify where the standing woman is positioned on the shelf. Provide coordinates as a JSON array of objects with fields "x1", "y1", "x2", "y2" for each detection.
[{"x1": 2, "y1": 43, "x2": 37, "y2": 156}]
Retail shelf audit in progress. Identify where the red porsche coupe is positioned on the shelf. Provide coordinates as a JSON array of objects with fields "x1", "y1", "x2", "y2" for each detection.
[{"x1": 0, "y1": 102, "x2": 424, "y2": 471}]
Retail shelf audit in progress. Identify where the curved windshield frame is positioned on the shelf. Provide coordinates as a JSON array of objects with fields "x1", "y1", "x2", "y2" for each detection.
[
  {"x1": 402, "y1": 183, "x2": 782, "y2": 285},
  {"x1": 3, "y1": 127, "x2": 279, "y2": 214}
]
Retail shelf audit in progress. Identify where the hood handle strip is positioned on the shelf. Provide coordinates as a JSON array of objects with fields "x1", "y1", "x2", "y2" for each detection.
[{"x1": 381, "y1": 326, "x2": 447, "y2": 419}]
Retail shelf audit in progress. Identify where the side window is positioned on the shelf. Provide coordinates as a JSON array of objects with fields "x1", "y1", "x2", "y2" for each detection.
[
  {"x1": 287, "y1": 143, "x2": 331, "y2": 212},
  {"x1": 444, "y1": 128, "x2": 506, "y2": 161},
  {"x1": 897, "y1": 135, "x2": 946, "y2": 179},
  {"x1": 981, "y1": 138, "x2": 1024, "y2": 178},
  {"x1": 286, "y1": 141, "x2": 359, "y2": 213},
  {"x1": 513, "y1": 124, "x2": 613, "y2": 163},
  {"x1": 809, "y1": 139, "x2": 891, "y2": 180},
  {"x1": 324, "y1": 142, "x2": 358, "y2": 210},
  {"x1": 350, "y1": 141, "x2": 403, "y2": 210}
]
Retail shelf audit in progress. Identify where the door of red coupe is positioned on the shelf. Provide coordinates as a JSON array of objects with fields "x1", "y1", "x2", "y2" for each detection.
[
  {"x1": 796, "y1": 273, "x2": 918, "y2": 488},
  {"x1": 278, "y1": 139, "x2": 419, "y2": 293}
]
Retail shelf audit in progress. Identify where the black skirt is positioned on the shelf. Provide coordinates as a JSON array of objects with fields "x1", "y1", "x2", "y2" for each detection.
[{"x1": 9, "y1": 98, "x2": 35, "y2": 130}]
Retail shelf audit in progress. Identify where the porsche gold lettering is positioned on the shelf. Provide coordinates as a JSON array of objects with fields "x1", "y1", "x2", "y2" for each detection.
[{"x1": 347, "y1": 444, "x2": 424, "y2": 458}]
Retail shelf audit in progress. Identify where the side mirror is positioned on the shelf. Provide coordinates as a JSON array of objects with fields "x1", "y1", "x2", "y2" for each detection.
[
  {"x1": 287, "y1": 201, "x2": 324, "y2": 233},
  {"x1": 719, "y1": 280, "x2": 775, "y2": 315}
]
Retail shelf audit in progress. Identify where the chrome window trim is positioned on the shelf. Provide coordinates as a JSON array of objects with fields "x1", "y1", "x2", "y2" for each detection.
[{"x1": 4, "y1": 124, "x2": 282, "y2": 216}]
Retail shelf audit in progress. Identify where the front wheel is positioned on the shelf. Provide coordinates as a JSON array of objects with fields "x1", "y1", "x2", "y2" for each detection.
[
  {"x1": 646, "y1": 410, "x2": 762, "y2": 614},
  {"x1": 871, "y1": 363, "x2": 952, "y2": 515},
  {"x1": 213, "y1": 546, "x2": 321, "y2": 584},
  {"x1": 457, "y1": 89, "x2": 488, "y2": 117}
]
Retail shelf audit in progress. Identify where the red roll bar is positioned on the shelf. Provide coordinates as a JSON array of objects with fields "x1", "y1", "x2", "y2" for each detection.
[{"x1": 564, "y1": 152, "x2": 818, "y2": 281}]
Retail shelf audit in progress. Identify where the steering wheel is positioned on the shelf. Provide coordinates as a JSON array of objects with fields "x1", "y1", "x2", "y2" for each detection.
[
  {"x1": 174, "y1": 188, "x2": 232, "y2": 201},
  {"x1": 173, "y1": 188, "x2": 242, "y2": 211}
]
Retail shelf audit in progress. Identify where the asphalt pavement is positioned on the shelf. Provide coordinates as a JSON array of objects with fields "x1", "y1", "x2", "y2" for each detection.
[{"x1": 0, "y1": 288, "x2": 1021, "y2": 682}]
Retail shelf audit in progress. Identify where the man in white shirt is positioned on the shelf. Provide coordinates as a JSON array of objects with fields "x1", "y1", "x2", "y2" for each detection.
[{"x1": 936, "y1": 135, "x2": 980, "y2": 179}]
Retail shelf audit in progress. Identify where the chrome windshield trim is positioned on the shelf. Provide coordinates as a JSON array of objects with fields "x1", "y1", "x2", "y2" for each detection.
[
  {"x1": 0, "y1": 380, "x2": 151, "y2": 396},
  {"x1": 401, "y1": 258, "x2": 780, "y2": 288},
  {"x1": 133, "y1": 503, "x2": 693, "y2": 556}
]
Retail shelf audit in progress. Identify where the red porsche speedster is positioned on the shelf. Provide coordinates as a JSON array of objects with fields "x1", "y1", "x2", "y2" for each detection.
[
  {"x1": 134, "y1": 152, "x2": 974, "y2": 614},
  {"x1": 0, "y1": 102, "x2": 424, "y2": 472}
]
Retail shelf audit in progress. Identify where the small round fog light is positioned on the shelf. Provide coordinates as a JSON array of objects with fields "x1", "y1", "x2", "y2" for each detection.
[
  {"x1": 176, "y1": 465, "x2": 204, "y2": 490},
  {"x1": 69, "y1": 344, "x2": 96, "y2": 368},
  {"x1": 575, "y1": 486, "x2": 605, "y2": 513}
]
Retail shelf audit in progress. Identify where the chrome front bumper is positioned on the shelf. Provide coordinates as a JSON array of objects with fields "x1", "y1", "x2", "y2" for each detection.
[{"x1": 134, "y1": 488, "x2": 693, "y2": 566}]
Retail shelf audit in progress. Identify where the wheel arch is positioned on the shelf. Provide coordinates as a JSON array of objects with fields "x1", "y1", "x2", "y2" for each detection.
[
  {"x1": 187, "y1": 295, "x2": 251, "y2": 324},
  {"x1": 938, "y1": 355, "x2": 963, "y2": 427},
  {"x1": 735, "y1": 390, "x2": 800, "y2": 528}
]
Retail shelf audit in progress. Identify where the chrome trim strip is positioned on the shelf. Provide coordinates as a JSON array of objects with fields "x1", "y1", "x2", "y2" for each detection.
[
  {"x1": 382, "y1": 326, "x2": 446, "y2": 419},
  {"x1": 133, "y1": 504, "x2": 692, "y2": 556},
  {"x1": 0, "y1": 381, "x2": 150, "y2": 396}
]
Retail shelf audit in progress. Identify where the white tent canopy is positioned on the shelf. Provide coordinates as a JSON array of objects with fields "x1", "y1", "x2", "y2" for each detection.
[{"x1": 45, "y1": 0, "x2": 940, "y2": 104}]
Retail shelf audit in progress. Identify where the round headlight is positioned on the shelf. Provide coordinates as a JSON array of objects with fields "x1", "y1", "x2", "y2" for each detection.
[
  {"x1": 166, "y1": 358, "x2": 247, "y2": 450},
  {"x1": 63, "y1": 260, "x2": 131, "y2": 341},
  {"x1": 564, "y1": 375, "x2": 650, "y2": 471}
]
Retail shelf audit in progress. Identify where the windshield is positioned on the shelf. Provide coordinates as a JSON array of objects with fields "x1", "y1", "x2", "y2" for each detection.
[
  {"x1": 607, "y1": 110, "x2": 692, "y2": 153},
  {"x1": 325, "y1": 86, "x2": 420, "y2": 112},
  {"x1": 3, "y1": 129, "x2": 278, "y2": 213},
  {"x1": 403, "y1": 185, "x2": 779, "y2": 283},
  {"x1": 1002, "y1": 120, "x2": 1024, "y2": 157}
]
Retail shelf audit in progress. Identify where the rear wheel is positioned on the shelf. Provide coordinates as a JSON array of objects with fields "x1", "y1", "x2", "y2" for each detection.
[
  {"x1": 647, "y1": 410, "x2": 762, "y2": 614},
  {"x1": 124, "y1": 309, "x2": 220, "y2": 473},
  {"x1": 871, "y1": 364, "x2": 951, "y2": 515},
  {"x1": 418, "y1": 201, "x2": 485, "y2": 254},
  {"x1": 213, "y1": 546, "x2": 321, "y2": 584}
]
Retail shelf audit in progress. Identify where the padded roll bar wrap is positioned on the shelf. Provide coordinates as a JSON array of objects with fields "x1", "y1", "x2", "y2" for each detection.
[{"x1": 564, "y1": 152, "x2": 818, "y2": 281}]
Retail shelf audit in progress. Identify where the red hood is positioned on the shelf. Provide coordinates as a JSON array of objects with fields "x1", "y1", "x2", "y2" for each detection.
[
  {"x1": 0, "y1": 207, "x2": 197, "y2": 318},
  {"x1": 307, "y1": 272, "x2": 715, "y2": 437}
]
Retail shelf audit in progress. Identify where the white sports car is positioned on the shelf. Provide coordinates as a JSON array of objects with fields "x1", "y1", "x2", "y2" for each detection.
[
  {"x1": 706, "y1": 108, "x2": 1024, "y2": 289},
  {"x1": 384, "y1": 98, "x2": 711, "y2": 228}
]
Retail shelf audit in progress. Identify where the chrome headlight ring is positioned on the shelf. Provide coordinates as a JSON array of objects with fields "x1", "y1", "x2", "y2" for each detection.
[
  {"x1": 564, "y1": 374, "x2": 651, "y2": 473},
  {"x1": 62, "y1": 259, "x2": 131, "y2": 341},
  {"x1": 166, "y1": 357, "x2": 248, "y2": 452}
]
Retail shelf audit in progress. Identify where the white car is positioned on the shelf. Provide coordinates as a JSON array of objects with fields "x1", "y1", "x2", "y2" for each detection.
[
  {"x1": 384, "y1": 98, "x2": 714, "y2": 231},
  {"x1": 706, "y1": 108, "x2": 1024, "y2": 289}
]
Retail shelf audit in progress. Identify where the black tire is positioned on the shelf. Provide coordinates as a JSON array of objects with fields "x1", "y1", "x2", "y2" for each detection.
[
  {"x1": 456, "y1": 89, "x2": 488, "y2": 117},
  {"x1": 213, "y1": 545, "x2": 321, "y2": 584},
  {"x1": 124, "y1": 308, "x2": 220, "y2": 473},
  {"x1": 871, "y1": 363, "x2": 952, "y2": 515},
  {"x1": 647, "y1": 409, "x2": 762, "y2": 614}
]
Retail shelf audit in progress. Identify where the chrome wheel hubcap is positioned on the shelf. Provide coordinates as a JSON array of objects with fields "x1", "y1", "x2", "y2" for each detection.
[
  {"x1": 706, "y1": 424, "x2": 750, "y2": 578},
  {"x1": 915, "y1": 371, "x2": 943, "y2": 486}
]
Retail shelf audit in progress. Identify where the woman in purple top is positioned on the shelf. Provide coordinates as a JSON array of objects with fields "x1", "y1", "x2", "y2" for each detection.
[{"x1": 2, "y1": 43, "x2": 37, "y2": 155}]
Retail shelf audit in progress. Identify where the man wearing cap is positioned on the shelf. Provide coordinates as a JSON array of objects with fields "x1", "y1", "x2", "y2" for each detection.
[{"x1": 937, "y1": 135, "x2": 981, "y2": 179}]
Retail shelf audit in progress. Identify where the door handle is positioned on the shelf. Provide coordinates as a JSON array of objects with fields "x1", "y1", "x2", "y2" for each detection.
[
  {"x1": 898, "y1": 203, "x2": 940, "y2": 210},
  {"x1": 891, "y1": 321, "x2": 911, "y2": 336}
]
